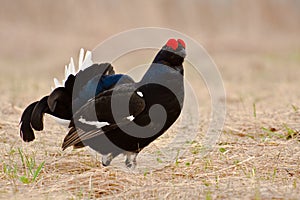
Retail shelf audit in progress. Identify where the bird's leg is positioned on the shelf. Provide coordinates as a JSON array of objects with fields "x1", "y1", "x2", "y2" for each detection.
[
  {"x1": 124, "y1": 152, "x2": 138, "y2": 169},
  {"x1": 102, "y1": 153, "x2": 114, "y2": 166},
  {"x1": 132, "y1": 152, "x2": 138, "y2": 167}
]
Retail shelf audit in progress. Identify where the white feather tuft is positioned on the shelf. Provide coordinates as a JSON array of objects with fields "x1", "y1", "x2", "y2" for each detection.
[
  {"x1": 81, "y1": 50, "x2": 93, "y2": 70},
  {"x1": 53, "y1": 48, "x2": 93, "y2": 90},
  {"x1": 78, "y1": 48, "x2": 84, "y2": 68},
  {"x1": 126, "y1": 115, "x2": 135, "y2": 121},
  {"x1": 137, "y1": 91, "x2": 143, "y2": 97},
  {"x1": 70, "y1": 57, "x2": 76, "y2": 75},
  {"x1": 51, "y1": 48, "x2": 94, "y2": 126},
  {"x1": 54, "y1": 78, "x2": 62, "y2": 88},
  {"x1": 64, "y1": 65, "x2": 69, "y2": 81},
  {"x1": 79, "y1": 116, "x2": 109, "y2": 128}
]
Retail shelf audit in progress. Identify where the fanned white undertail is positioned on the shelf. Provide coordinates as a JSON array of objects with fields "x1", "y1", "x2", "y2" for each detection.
[
  {"x1": 52, "y1": 48, "x2": 93, "y2": 90},
  {"x1": 51, "y1": 49, "x2": 93, "y2": 125}
]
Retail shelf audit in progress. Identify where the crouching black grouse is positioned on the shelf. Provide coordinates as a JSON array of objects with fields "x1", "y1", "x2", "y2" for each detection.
[{"x1": 20, "y1": 38, "x2": 186, "y2": 168}]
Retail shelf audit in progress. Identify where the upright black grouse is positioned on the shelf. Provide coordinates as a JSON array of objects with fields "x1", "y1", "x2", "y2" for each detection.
[{"x1": 19, "y1": 38, "x2": 186, "y2": 168}]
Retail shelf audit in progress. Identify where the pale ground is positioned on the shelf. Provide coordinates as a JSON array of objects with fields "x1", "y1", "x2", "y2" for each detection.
[{"x1": 0, "y1": 1, "x2": 300, "y2": 199}]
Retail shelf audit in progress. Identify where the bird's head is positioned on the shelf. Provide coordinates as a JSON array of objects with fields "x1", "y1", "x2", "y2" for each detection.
[{"x1": 153, "y1": 38, "x2": 186, "y2": 66}]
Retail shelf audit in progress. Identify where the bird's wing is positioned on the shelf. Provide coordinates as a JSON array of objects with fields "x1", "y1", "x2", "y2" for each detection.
[
  {"x1": 71, "y1": 63, "x2": 115, "y2": 97},
  {"x1": 62, "y1": 84, "x2": 146, "y2": 150},
  {"x1": 48, "y1": 63, "x2": 115, "y2": 110}
]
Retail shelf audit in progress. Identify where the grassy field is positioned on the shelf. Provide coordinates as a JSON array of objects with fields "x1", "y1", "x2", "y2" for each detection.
[{"x1": 0, "y1": 1, "x2": 300, "y2": 199}]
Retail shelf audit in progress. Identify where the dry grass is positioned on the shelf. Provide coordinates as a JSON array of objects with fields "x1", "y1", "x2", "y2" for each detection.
[{"x1": 1, "y1": 1, "x2": 300, "y2": 199}]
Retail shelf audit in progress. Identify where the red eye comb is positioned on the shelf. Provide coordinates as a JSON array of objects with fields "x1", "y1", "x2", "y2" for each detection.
[
  {"x1": 177, "y1": 39, "x2": 186, "y2": 49},
  {"x1": 166, "y1": 38, "x2": 178, "y2": 50}
]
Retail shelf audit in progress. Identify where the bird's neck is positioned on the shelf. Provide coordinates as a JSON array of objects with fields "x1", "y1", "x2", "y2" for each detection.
[{"x1": 140, "y1": 61, "x2": 184, "y2": 84}]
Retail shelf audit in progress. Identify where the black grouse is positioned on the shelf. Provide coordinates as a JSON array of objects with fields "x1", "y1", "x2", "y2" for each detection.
[{"x1": 19, "y1": 38, "x2": 186, "y2": 168}]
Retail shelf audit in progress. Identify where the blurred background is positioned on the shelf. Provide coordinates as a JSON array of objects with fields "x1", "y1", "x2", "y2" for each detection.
[
  {"x1": 0, "y1": 0, "x2": 299, "y2": 107},
  {"x1": 1, "y1": 0, "x2": 299, "y2": 64},
  {"x1": 0, "y1": 2, "x2": 300, "y2": 198}
]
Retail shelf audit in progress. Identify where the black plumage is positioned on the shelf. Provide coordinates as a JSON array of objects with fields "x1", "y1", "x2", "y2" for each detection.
[
  {"x1": 62, "y1": 38, "x2": 186, "y2": 167},
  {"x1": 19, "y1": 38, "x2": 186, "y2": 168},
  {"x1": 19, "y1": 63, "x2": 119, "y2": 142}
]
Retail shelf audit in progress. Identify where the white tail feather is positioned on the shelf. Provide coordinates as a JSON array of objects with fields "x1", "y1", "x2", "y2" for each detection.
[
  {"x1": 78, "y1": 48, "x2": 84, "y2": 68},
  {"x1": 52, "y1": 49, "x2": 93, "y2": 90},
  {"x1": 51, "y1": 116, "x2": 71, "y2": 126},
  {"x1": 64, "y1": 65, "x2": 69, "y2": 81},
  {"x1": 51, "y1": 48, "x2": 93, "y2": 126},
  {"x1": 81, "y1": 50, "x2": 93, "y2": 70},
  {"x1": 69, "y1": 57, "x2": 76, "y2": 75},
  {"x1": 54, "y1": 78, "x2": 63, "y2": 88}
]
